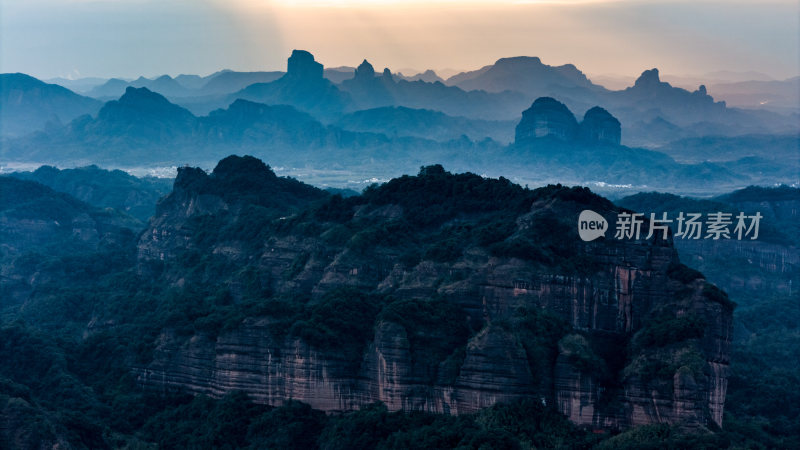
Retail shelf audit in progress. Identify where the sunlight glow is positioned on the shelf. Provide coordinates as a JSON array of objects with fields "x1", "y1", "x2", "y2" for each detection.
[{"x1": 266, "y1": 0, "x2": 613, "y2": 6}]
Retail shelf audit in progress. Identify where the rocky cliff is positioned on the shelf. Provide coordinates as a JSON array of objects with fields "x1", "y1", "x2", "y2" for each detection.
[
  {"x1": 233, "y1": 50, "x2": 350, "y2": 120},
  {"x1": 580, "y1": 106, "x2": 621, "y2": 146},
  {"x1": 286, "y1": 50, "x2": 324, "y2": 82},
  {"x1": 340, "y1": 59, "x2": 395, "y2": 109},
  {"x1": 515, "y1": 97, "x2": 622, "y2": 146},
  {"x1": 134, "y1": 156, "x2": 732, "y2": 430},
  {"x1": 514, "y1": 97, "x2": 579, "y2": 143}
]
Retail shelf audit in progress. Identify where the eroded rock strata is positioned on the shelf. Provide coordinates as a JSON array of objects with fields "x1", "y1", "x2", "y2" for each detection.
[{"x1": 135, "y1": 156, "x2": 732, "y2": 430}]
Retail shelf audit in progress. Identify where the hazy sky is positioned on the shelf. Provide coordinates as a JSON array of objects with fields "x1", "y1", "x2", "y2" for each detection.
[{"x1": 1, "y1": 0, "x2": 797, "y2": 80}]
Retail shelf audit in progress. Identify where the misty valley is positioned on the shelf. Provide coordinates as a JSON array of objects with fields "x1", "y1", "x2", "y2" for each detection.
[{"x1": 0, "y1": 48, "x2": 798, "y2": 449}]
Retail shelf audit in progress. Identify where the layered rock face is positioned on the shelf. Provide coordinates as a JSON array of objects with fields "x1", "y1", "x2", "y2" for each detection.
[{"x1": 135, "y1": 158, "x2": 732, "y2": 430}]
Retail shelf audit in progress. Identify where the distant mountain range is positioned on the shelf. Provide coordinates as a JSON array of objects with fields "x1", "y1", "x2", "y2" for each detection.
[
  {"x1": 1, "y1": 50, "x2": 797, "y2": 194},
  {"x1": 35, "y1": 59, "x2": 799, "y2": 118},
  {"x1": 5, "y1": 51, "x2": 795, "y2": 145},
  {"x1": 4, "y1": 86, "x2": 426, "y2": 171},
  {"x1": 85, "y1": 70, "x2": 287, "y2": 99},
  {"x1": 335, "y1": 106, "x2": 515, "y2": 143},
  {"x1": 708, "y1": 77, "x2": 800, "y2": 113},
  {"x1": 0, "y1": 73, "x2": 102, "y2": 137},
  {"x1": 231, "y1": 51, "x2": 351, "y2": 120},
  {"x1": 43, "y1": 76, "x2": 109, "y2": 93},
  {"x1": 3, "y1": 82, "x2": 788, "y2": 193},
  {"x1": 396, "y1": 69, "x2": 445, "y2": 83},
  {"x1": 445, "y1": 56, "x2": 596, "y2": 95}
]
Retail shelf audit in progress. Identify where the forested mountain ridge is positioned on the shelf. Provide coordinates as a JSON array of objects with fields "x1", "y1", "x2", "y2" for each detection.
[
  {"x1": 10, "y1": 156, "x2": 800, "y2": 448},
  {"x1": 132, "y1": 156, "x2": 732, "y2": 430}
]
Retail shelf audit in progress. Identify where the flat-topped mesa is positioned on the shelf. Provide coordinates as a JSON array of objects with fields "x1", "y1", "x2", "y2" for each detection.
[
  {"x1": 580, "y1": 106, "x2": 621, "y2": 145},
  {"x1": 496, "y1": 56, "x2": 543, "y2": 66},
  {"x1": 286, "y1": 49, "x2": 324, "y2": 81}
]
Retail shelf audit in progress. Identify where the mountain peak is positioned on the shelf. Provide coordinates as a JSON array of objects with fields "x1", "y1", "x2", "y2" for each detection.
[
  {"x1": 1, "y1": 72, "x2": 41, "y2": 87},
  {"x1": 494, "y1": 56, "x2": 543, "y2": 67},
  {"x1": 286, "y1": 49, "x2": 324, "y2": 80},
  {"x1": 355, "y1": 59, "x2": 376, "y2": 80},
  {"x1": 0, "y1": 73, "x2": 101, "y2": 137},
  {"x1": 171, "y1": 156, "x2": 281, "y2": 200},
  {"x1": 112, "y1": 86, "x2": 193, "y2": 116},
  {"x1": 155, "y1": 155, "x2": 327, "y2": 221},
  {"x1": 515, "y1": 97, "x2": 579, "y2": 144},
  {"x1": 447, "y1": 56, "x2": 592, "y2": 94},
  {"x1": 94, "y1": 86, "x2": 196, "y2": 136},
  {"x1": 634, "y1": 68, "x2": 661, "y2": 87},
  {"x1": 580, "y1": 106, "x2": 621, "y2": 145},
  {"x1": 212, "y1": 154, "x2": 277, "y2": 181},
  {"x1": 174, "y1": 166, "x2": 209, "y2": 192},
  {"x1": 515, "y1": 97, "x2": 621, "y2": 145},
  {"x1": 119, "y1": 86, "x2": 171, "y2": 105}
]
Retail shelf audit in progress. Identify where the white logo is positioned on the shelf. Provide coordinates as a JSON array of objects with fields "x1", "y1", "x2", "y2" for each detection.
[{"x1": 578, "y1": 210, "x2": 608, "y2": 241}]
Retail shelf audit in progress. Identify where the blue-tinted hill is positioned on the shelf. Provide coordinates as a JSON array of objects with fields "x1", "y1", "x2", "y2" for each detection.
[{"x1": 0, "y1": 73, "x2": 102, "y2": 137}]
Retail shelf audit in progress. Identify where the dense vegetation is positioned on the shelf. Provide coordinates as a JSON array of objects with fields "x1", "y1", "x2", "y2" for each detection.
[
  {"x1": 6, "y1": 164, "x2": 172, "y2": 221},
  {"x1": 618, "y1": 187, "x2": 800, "y2": 448},
  {"x1": 0, "y1": 164, "x2": 796, "y2": 448}
]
